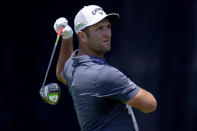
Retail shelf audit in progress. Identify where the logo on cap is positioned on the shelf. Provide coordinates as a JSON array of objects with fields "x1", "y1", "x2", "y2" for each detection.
[
  {"x1": 75, "y1": 22, "x2": 85, "y2": 31},
  {"x1": 92, "y1": 8, "x2": 104, "y2": 15}
]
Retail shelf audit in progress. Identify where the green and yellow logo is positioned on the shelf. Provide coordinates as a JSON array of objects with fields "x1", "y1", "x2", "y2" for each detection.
[{"x1": 75, "y1": 22, "x2": 85, "y2": 31}]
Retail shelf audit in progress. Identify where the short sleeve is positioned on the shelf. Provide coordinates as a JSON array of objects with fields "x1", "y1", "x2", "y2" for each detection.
[
  {"x1": 62, "y1": 57, "x2": 74, "y2": 87},
  {"x1": 93, "y1": 66, "x2": 140, "y2": 103}
]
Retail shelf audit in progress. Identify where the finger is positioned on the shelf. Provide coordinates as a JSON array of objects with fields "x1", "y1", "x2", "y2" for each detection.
[
  {"x1": 57, "y1": 17, "x2": 68, "y2": 26},
  {"x1": 63, "y1": 26, "x2": 72, "y2": 32}
]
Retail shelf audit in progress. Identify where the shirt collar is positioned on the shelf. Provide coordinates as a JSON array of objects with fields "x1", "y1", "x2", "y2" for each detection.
[{"x1": 71, "y1": 50, "x2": 107, "y2": 65}]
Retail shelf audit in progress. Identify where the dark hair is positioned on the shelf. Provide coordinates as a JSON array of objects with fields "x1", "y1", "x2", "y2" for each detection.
[{"x1": 81, "y1": 27, "x2": 90, "y2": 37}]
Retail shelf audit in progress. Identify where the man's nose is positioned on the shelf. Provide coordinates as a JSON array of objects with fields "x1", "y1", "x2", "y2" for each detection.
[{"x1": 103, "y1": 28, "x2": 111, "y2": 38}]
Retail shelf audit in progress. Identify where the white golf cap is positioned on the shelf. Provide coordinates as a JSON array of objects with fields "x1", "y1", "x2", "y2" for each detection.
[{"x1": 74, "y1": 5, "x2": 119, "y2": 33}]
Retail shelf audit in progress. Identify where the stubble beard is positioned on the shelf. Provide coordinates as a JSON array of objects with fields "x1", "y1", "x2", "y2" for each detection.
[
  {"x1": 87, "y1": 41, "x2": 111, "y2": 57},
  {"x1": 97, "y1": 42, "x2": 111, "y2": 55}
]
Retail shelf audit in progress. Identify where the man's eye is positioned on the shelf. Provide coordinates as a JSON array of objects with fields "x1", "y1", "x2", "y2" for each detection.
[
  {"x1": 95, "y1": 26, "x2": 104, "y2": 31},
  {"x1": 98, "y1": 26, "x2": 103, "y2": 30}
]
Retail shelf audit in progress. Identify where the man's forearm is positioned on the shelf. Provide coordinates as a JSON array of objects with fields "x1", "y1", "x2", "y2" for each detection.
[{"x1": 56, "y1": 37, "x2": 73, "y2": 84}]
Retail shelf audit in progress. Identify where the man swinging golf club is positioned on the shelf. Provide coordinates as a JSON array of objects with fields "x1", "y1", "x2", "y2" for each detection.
[{"x1": 41, "y1": 5, "x2": 157, "y2": 131}]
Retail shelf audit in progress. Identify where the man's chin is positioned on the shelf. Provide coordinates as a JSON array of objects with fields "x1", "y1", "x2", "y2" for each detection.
[
  {"x1": 107, "y1": 47, "x2": 111, "y2": 52},
  {"x1": 97, "y1": 46, "x2": 111, "y2": 55},
  {"x1": 103, "y1": 48, "x2": 111, "y2": 54},
  {"x1": 103, "y1": 45, "x2": 111, "y2": 51}
]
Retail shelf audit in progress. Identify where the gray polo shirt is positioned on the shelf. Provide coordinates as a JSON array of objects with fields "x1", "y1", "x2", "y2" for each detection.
[{"x1": 62, "y1": 50, "x2": 140, "y2": 131}]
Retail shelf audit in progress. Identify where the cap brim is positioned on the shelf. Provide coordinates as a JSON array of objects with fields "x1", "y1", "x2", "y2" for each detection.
[{"x1": 105, "y1": 13, "x2": 120, "y2": 22}]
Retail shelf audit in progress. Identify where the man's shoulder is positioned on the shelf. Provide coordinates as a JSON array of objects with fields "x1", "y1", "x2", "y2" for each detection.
[
  {"x1": 99, "y1": 65, "x2": 123, "y2": 75},
  {"x1": 95, "y1": 65, "x2": 125, "y2": 83},
  {"x1": 84, "y1": 64, "x2": 120, "y2": 77}
]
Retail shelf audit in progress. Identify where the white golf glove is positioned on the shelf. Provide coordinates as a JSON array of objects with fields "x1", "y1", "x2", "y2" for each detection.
[{"x1": 54, "y1": 17, "x2": 73, "y2": 39}]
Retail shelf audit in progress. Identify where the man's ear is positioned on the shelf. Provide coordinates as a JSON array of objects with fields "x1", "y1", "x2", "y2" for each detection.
[{"x1": 77, "y1": 31, "x2": 87, "y2": 43}]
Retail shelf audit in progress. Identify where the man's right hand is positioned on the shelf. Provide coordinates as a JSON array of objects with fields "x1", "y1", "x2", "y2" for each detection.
[{"x1": 54, "y1": 17, "x2": 73, "y2": 39}]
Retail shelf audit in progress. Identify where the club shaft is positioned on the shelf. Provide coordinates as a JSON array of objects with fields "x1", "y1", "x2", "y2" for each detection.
[
  {"x1": 126, "y1": 105, "x2": 139, "y2": 131},
  {"x1": 42, "y1": 26, "x2": 63, "y2": 87},
  {"x1": 42, "y1": 35, "x2": 60, "y2": 87}
]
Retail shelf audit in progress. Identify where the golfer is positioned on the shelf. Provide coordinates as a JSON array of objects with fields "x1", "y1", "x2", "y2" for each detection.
[{"x1": 54, "y1": 5, "x2": 157, "y2": 131}]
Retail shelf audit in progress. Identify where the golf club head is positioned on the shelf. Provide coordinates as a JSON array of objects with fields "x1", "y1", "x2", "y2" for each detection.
[{"x1": 39, "y1": 83, "x2": 61, "y2": 105}]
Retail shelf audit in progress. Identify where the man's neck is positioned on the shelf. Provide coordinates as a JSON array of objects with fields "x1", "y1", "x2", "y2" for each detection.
[{"x1": 77, "y1": 48, "x2": 104, "y2": 58}]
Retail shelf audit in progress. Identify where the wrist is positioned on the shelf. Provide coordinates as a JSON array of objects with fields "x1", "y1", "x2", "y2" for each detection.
[{"x1": 62, "y1": 34, "x2": 73, "y2": 39}]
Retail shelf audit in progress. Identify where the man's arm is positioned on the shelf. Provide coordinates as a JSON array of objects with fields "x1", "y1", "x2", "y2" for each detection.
[
  {"x1": 126, "y1": 88, "x2": 157, "y2": 113},
  {"x1": 56, "y1": 38, "x2": 73, "y2": 85},
  {"x1": 53, "y1": 17, "x2": 73, "y2": 85}
]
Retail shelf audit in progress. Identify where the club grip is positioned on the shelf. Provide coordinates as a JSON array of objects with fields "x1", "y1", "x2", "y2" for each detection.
[{"x1": 57, "y1": 26, "x2": 64, "y2": 37}]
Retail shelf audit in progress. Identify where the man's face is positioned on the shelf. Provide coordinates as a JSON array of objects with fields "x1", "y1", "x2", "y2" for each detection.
[{"x1": 86, "y1": 19, "x2": 112, "y2": 57}]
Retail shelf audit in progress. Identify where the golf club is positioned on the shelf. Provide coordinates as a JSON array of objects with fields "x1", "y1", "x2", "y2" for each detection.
[{"x1": 39, "y1": 26, "x2": 64, "y2": 105}]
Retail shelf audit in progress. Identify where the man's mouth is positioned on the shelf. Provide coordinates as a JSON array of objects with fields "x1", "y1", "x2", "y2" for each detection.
[{"x1": 103, "y1": 40, "x2": 110, "y2": 45}]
